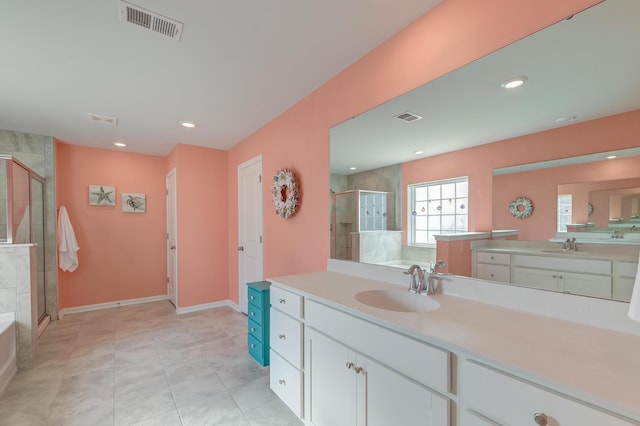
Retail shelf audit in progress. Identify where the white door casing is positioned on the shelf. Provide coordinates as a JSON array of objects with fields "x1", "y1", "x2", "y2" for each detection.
[
  {"x1": 166, "y1": 169, "x2": 178, "y2": 308},
  {"x1": 238, "y1": 155, "x2": 264, "y2": 314}
]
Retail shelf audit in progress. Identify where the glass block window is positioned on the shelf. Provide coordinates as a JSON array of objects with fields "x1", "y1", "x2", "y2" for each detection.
[{"x1": 409, "y1": 177, "x2": 468, "y2": 245}]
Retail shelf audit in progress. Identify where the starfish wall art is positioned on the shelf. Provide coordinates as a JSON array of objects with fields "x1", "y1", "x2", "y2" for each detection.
[{"x1": 88, "y1": 185, "x2": 116, "y2": 206}]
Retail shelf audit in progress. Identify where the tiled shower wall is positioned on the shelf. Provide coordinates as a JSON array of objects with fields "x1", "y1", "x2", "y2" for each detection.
[{"x1": 0, "y1": 130, "x2": 57, "y2": 320}]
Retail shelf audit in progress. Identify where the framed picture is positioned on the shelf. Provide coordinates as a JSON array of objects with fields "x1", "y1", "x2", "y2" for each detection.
[
  {"x1": 89, "y1": 185, "x2": 116, "y2": 206},
  {"x1": 122, "y1": 193, "x2": 146, "y2": 213}
]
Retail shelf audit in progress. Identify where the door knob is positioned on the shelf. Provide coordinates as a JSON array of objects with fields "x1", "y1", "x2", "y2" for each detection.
[
  {"x1": 169, "y1": 245, "x2": 176, "y2": 250},
  {"x1": 238, "y1": 246, "x2": 244, "y2": 251}
]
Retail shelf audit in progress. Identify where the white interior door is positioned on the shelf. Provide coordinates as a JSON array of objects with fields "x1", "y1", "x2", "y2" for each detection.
[
  {"x1": 238, "y1": 155, "x2": 263, "y2": 314},
  {"x1": 166, "y1": 168, "x2": 178, "y2": 308}
]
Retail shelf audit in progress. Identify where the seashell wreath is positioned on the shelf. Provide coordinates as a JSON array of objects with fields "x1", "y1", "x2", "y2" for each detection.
[{"x1": 272, "y1": 168, "x2": 300, "y2": 218}]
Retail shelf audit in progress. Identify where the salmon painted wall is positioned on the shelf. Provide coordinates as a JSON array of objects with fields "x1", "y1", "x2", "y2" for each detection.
[
  {"x1": 493, "y1": 149, "x2": 640, "y2": 241},
  {"x1": 403, "y1": 110, "x2": 640, "y2": 242},
  {"x1": 56, "y1": 142, "x2": 167, "y2": 309},
  {"x1": 226, "y1": 0, "x2": 601, "y2": 303},
  {"x1": 167, "y1": 143, "x2": 229, "y2": 308}
]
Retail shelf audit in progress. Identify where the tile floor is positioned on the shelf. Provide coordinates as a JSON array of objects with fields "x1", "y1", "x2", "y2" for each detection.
[{"x1": 0, "y1": 301, "x2": 303, "y2": 425}]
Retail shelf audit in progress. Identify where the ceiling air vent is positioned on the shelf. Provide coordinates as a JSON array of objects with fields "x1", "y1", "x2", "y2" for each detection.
[
  {"x1": 119, "y1": 1, "x2": 183, "y2": 41},
  {"x1": 394, "y1": 112, "x2": 423, "y2": 123},
  {"x1": 88, "y1": 113, "x2": 118, "y2": 125}
]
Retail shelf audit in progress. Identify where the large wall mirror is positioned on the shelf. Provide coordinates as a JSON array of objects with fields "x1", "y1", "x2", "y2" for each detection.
[{"x1": 329, "y1": 0, "x2": 640, "y2": 297}]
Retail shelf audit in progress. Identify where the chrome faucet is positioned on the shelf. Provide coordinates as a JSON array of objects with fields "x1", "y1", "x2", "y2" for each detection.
[
  {"x1": 425, "y1": 260, "x2": 447, "y2": 295},
  {"x1": 562, "y1": 237, "x2": 578, "y2": 251},
  {"x1": 404, "y1": 265, "x2": 425, "y2": 293}
]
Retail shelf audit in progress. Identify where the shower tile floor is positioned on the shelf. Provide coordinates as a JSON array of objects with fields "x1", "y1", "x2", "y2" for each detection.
[{"x1": 0, "y1": 301, "x2": 302, "y2": 425}]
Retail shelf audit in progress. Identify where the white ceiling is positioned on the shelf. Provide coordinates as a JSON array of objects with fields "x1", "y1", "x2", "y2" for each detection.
[
  {"x1": 330, "y1": 0, "x2": 640, "y2": 174},
  {"x1": 0, "y1": 0, "x2": 441, "y2": 156}
]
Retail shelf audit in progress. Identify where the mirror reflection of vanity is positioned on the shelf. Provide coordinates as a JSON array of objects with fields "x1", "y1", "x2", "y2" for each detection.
[{"x1": 329, "y1": 0, "x2": 640, "y2": 301}]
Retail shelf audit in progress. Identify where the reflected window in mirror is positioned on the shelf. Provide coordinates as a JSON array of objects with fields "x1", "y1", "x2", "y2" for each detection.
[
  {"x1": 557, "y1": 194, "x2": 572, "y2": 232},
  {"x1": 409, "y1": 176, "x2": 468, "y2": 246}
]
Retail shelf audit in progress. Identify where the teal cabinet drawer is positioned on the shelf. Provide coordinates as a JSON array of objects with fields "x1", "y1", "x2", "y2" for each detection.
[
  {"x1": 248, "y1": 319, "x2": 263, "y2": 341},
  {"x1": 248, "y1": 286, "x2": 265, "y2": 310},
  {"x1": 248, "y1": 304, "x2": 264, "y2": 326},
  {"x1": 248, "y1": 334, "x2": 269, "y2": 365},
  {"x1": 246, "y1": 280, "x2": 270, "y2": 366}
]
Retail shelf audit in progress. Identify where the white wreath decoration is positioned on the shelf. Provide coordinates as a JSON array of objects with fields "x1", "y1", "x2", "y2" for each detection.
[
  {"x1": 509, "y1": 196, "x2": 534, "y2": 219},
  {"x1": 272, "y1": 168, "x2": 300, "y2": 219}
]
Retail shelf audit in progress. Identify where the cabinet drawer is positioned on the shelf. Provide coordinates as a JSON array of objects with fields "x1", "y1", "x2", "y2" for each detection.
[
  {"x1": 270, "y1": 285, "x2": 303, "y2": 319},
  {"x1": 462, "y1": 360, "x2": 634, "y2": 425},
  {"x1": 513, "y1": 254, "x2": 610, "y2": 275},
  {"x1": 476, "y1": 263, "x2": 510, "y2": 283},
  {"x1": 477, "y1": 251, "x2": 510, "y2": 265},
  {"x1": 306, "y1": 299, "x2": 449, "y2": 394},
  {"x1": 248, "y1": 334, "x2": 266, "y2": 364},
  {"x1": 618, "y1": 261, "x2": 639, "y2": 277},
  {"x1": 248, "y1": 319, "x2": 263, "y2": 341},
  {"x1": 248, "y1": 286, "x2": 265, "y2": 310},
  {"x1": 270, "y1": 308, "x2": 303, "y2": 369},
  {"x1": 270, "y1": 350, "x2": 302, "y2": 418},
  {"x1": 247, "y1": 304, "x2": 264, "y2": 326}
]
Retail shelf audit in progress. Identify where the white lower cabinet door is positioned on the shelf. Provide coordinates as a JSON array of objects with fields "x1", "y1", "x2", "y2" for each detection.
[
  {"x1": 560, "y1": 271, "x2": 611, "y2": 298},
  {"x1": 306, "y1": 329, "x2": 357, "y2": 426},
  {"x1": 364, "y1": 356, "x2": 449, "y2": 426},
  {"x1": 512, "y1": 267, "x2": 559, "y2": 291},
  {"x1": 306, "y1": 328, "x2": 449, "y2": 426}
]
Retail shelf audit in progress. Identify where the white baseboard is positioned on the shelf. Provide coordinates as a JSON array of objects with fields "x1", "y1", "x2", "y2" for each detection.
[
  {"x1": 58, "y1": 295, "x2": 169, "y2": 319},
  {"x1": 176, "y1": 299, "x2": 240, "y2": 315}
]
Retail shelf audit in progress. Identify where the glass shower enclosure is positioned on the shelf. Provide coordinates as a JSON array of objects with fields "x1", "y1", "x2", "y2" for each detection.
[{"x1": 0, "y1": 155, "x2": 47, "y2": 323}]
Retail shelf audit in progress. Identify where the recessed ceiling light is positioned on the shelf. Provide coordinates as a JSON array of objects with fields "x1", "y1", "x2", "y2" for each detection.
[
  {"x1": 113, "y1": 142, "x2": 127, "y2": 147},
  {"x1": 606, "y1": 155, "x2": 617, "y2": 160},
  {"x1": 500, "y1": 77, "x2": 528, "y2": 89},
  {"x1": 349, "y1": 167, "x2": 357, "y2": 171},
  {"x1": 180, "y1": 121, "x2": 196, "y2": 128},
  {"x1": 414, "y1": 150, "x2": 424, "y2": 155},
  {"x1": 555, "y1": 115, "x2": 577, "y2": 124}
]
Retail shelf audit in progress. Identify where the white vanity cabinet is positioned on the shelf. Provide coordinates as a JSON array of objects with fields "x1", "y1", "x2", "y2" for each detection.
[
  {"x1": 461, "y1": 359, "x2": 636, "y2": 425},
  {"x1": 304, "y1": 299, "x2": 450, "y2": 426},
  {"x1": 269, "y1": 285, "x2": 304, "y2": 418},
  {"x1": 512, "y1": 255, "x2": 611, "y2": 298},
  {"x1": 475, "y1": 251, "x2": 511, "y2": 283}
]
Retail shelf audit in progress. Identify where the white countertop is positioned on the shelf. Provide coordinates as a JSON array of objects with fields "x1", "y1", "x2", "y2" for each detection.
[
  {"x1": 472, "y1": 240, "x2": 640, "y2": 262},
  {"x1": 269, "y1": 271, "x2": 640, "y2": 422}
]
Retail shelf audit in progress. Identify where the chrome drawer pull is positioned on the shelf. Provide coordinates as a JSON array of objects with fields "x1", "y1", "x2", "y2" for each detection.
[
  {"x1": 250, "y1": 295, "x2": 254, "y2": 300},
  {"x1": 279, "y1": 379, "x2": 286, "y2": 385},
  {"x1": 533, "y1": 413, "x2": 548, "y2": 426},
  {"x1": 279, "y1": 298, "x2": 286, "y2": 304},
  {"x1": 279, "y1": 334, "x2": 286, "y2": 340},
  {"x1": 250, "y1": 327, "x2": 255, "y2": 332},
  {"x1": 250, "y1": 312, "x2": 255, "y2": 316},
  {"x1": 346, "y1": 362, "x2": 354, "y2": 370},
  {"x1": 250, "y1": 343, "x2": 255, "y2": 348}
]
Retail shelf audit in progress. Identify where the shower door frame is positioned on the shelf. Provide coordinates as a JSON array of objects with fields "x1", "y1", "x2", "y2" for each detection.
[{"x1": 1, "y1": 155, "x2": 48, "y2": 322}]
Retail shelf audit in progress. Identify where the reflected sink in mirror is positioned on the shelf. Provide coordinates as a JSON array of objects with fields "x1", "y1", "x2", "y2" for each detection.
[{"x1": 355, "y1": 289, "x2": 440, "y2": 313}]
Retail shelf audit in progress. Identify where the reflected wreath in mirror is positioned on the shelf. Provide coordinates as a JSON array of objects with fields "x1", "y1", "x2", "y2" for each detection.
[{"x1": 509, "y1": 196, "x2": 534, "y2": 219}]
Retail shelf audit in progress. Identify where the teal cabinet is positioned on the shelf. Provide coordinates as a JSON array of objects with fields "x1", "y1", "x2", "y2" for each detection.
[{"x1": 247, "y1": 280, "x2": 270, "y2": 366}]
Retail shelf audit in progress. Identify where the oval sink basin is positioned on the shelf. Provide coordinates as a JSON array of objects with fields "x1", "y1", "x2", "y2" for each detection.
[{"x1": 355, "y1": 290, "x2": 440, "y2": 313}]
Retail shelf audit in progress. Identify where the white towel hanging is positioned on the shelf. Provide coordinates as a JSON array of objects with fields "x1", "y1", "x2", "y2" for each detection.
[
  {"x1": 57, "y1": 206, "x2": 80, "y2": 272},
  {"x1": 628, "y1": 251, "x2": 640, "y2": 322}
]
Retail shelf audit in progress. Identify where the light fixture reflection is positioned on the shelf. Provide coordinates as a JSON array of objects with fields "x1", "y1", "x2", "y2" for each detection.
[
  {"x1": 501, "y1": 76, "x2": 528, "y2": 89},
  {"x1": 180, "y1": 121, "x2": 196, "y2": 128}
]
